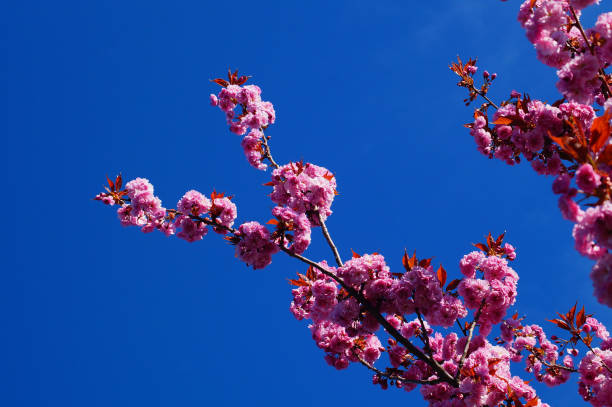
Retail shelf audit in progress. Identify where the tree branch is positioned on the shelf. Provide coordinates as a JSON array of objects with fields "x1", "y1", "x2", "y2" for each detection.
[
  {"x1": 455, "y1": 298, "x2": 486, "y2": 380},
  {"x1": 317, "y1": 211, "x2": 344, "y2": 267}
]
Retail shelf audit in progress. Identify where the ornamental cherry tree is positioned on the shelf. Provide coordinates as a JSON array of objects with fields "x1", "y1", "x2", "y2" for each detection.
[{"x1": 95, "y1": 1, "x2": 612, "y2": 406}]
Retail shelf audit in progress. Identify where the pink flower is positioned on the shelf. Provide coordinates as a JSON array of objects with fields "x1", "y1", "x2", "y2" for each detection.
[
  {"x1": 576, "y1": 163, "x2": 601, "y2": 194},
  {"x1": 235, "y1": 221, "x2": 279, "y2": 269},
  {"x1": 269, "y1": 162, "x2": 337, "y2": 224},
  {"x1": 177, "y1": 190, "x2": 211, "y2": 216}
]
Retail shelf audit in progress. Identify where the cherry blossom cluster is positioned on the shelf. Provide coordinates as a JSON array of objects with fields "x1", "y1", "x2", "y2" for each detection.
[
  {"x1": 453, "y1": 0, "x2": 612, "y2": 308},
  {"x1": 287, "y1": 241, "x2": 564, "y2": 406},
  {"x1": 210, "y1": 70, "x2": 276, "y2": 170},
  {"x1": 458, "y1": 248, "x2": 518, "y2": 336},
  {"x1": 500, "y1": 305, "x2": 612, "y2": 406},
  {"x1": 95, "y1": 176, "x2": 237, "y2": 244},
  {"x1": 268, "y1": 161, "x2": 337, "y2": 225}
]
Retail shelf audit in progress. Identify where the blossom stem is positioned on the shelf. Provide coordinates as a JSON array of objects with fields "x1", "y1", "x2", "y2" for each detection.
[{"x1": 260, "y1": 129, "x2": 280, "y2": 169}]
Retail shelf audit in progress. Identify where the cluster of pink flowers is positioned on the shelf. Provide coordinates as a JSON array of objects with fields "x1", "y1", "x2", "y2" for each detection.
[
  {"x1": 518, "y1": 1, "x2": 610, "y2": 105},
  {"x1": 501, "y1": 314, "x2": 612, "y2": 406},
  {"x1": 470, "y1": 98, "x2": 595, "y2": 172},
  {"x1": 460, "y1": 0, "x2": 612, "y2": 309},
  {"x1": 285, "y1": 244, "x2": 561, "y2": 406},
  {"x1": 269, "y1": 161, "x2": 337, "y2": 225},
  {"x1": 97, "y1": 178, "x2": 239, "y2": 244},
  {"x1": 457, "y1": 251, "x2": 518, "y2": 336},
  {"x1": 210, "y1": 83, "x2": 276, "y2": 170},
  {"x1": 115, "y1": 178, "x2": 173, "y2": 235},
  {"x1": 578, "y1": 339, "x2": 612, "y2": 406},
  {"x1": 234, "y1": 221, "x2": 280, "y2": 270},
  {"x1": 271, "y1": 206, "x2": 311, "y2": 254}
]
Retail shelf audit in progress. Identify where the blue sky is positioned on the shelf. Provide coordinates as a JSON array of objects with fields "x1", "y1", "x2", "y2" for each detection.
[{"x1": 3, "y1": 1, "x2": 611, "y2": 406}]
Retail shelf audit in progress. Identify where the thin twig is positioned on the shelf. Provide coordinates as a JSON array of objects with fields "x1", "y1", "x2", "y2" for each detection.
[
  {"x1": 260, "y1": 130, "x2": 280, "y2": 169},
  {"x1": 416, "y1": 310, "x2": 432, "y2": 355},
  {"x1": 317, "y1": 211, "x2": 344, "y2": 267},
  {"x1": 456, "y1": 319, "x2": 468, "y2": 337},
  {"x1": 526, "y1": 347, "x2": 578, "y2": 373},
  {"x1": 471, "y1": 85, "x2": 499, "y2": 110},
  {"x1": 353, "y1": 351, "x2": 444, "y2": 386},
  {"x1": 455, "y1": 298, "x2": 486, "y2": 379}
]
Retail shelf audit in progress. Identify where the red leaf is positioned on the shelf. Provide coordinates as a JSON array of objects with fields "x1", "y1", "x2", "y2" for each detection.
[
  {"x1": 106, "y1": 175, "x2": 115, "y2": 191},
  {"x1": 495, "y1": 232, "x2": 506, "y2": 246},
  {"x1": 436, "y1": 266, "x2": 447, "y2": 288},
  {"x1": 115, "y1": 173, "x2": 123, "y2": 190},
  {"x1": 419, "y1": 258, "x2": 432, "y2": 268},
  {"x1": 266, "y1": 219, "x2": 279, "y2": 225},
  {"x1": 262, "y1": 181, "x2": 275, "y2": 186},
  {"x1": 492, "y1": 117, "x2": 513, "y2": 125},
  {"x1": 576, "y1": 306, "x2": 587, "y2": 328},
  {"x1": 525, "y1": 397, "x2": 539, "y2": 407},
  {"x1": 473, "y1": 243, "x2": 488, "y2": 252},
  {"x1": 446, "y1": 278, "x2": 461, "y2": 292},
  {"x1": 210, "y1": 78, "x2": 229, "y2": 87},
  {"x1": 547, "y1": 318, "x2": 570, "y2": 330},
  {"x1": 351, "y1": 249, "x2": 361, "y2": 259},
  {"x1": 549, "y1": 133, "x2": 580, "y2": 160},
  {"x1": 402, "y1": 249, "x2": 411, "y2": 272},
  {"x1": 568, "y1": 302, "x2": 577, "y2": 327},
  {"x1": 288, "y1": 278, "x2": 309, "y2": 287},
  {"x1": 486, "y1": 232, "x2": 494, "y2": 248},
  {"x1": 590, "y1": 109, "x2": 612, "y2": 154}
]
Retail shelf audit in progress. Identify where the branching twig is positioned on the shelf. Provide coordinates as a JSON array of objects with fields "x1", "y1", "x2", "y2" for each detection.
[
  {"x1": 416, "y1": 310, "x2": 433, "y2": 355},
  {"x1": 526, "y1": 347, "x2": 578, "y2": 373},
  {"x1": 260, "y1": 130, "x2": 280, "y2": 169},
  {"x1": 353, "y1": 351, "x2": 444, "y2": 386}
]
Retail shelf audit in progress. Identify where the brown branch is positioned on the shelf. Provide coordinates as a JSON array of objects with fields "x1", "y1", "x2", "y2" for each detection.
[
  {"x1": 260, "y1": 130, "x2": 280, "y2": 169},
  {"x1": 416, "y1": 310, "x2": 433, "y2": 355},
  {"x1": 569, "y1": 6, "x2": 612, "y2": 99},
  {"x1": 471, "y1": 85, "x2": 499, "y2": 110},
  {"x1": 455, "y1": 298, "x2": 486, "y2": 380},
  {"x1": 526, "y1": 347, "x2": 578, "y2": 373},
  {"x1": 352, "y1": 350, "x2": 444, "y2": 386},
  {"x1": 317, "y1": 211, "x2": 344, "y2": 267}
]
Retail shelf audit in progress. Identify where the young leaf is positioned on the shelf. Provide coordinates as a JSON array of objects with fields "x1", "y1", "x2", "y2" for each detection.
[
  {"x1": 436, "y1": 265, "x2": 447, "y2": 287},
  {"x1": 446, "y1": 279, "x2": 462, "y2": 292},
  {"x1": 351, "y1": 249, "x2": 361, "y2": 258},
  {"x1": 576, "y1": 306, "x2": 586, "y2": 328},
  {"x1": 492, "y1": 117, "x2": 513, "y2": 125},
  {"x1": 589, "y1": 109, "x2": 611, "y2": 154}
]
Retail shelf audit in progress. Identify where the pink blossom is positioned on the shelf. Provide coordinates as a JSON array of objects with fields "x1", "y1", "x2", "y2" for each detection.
[
  {"x1": 591, "y1": 254, "x2": 612, "y2": 307},
  {"x1": 210, "y1": 196, "x2": 237, "y2": 233},
  {"x1": 177, "y1": 190, "x2": 211, "y2": 216},
  {"x1": 235, "y1": 221, "x2": 279, "y2": 269},
  {"x1": 269, "y1": 162, "x2": 337, "y2": 224},
  {"x1": 576, "y1": 164, "x2": 602, "y2": 194}
]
